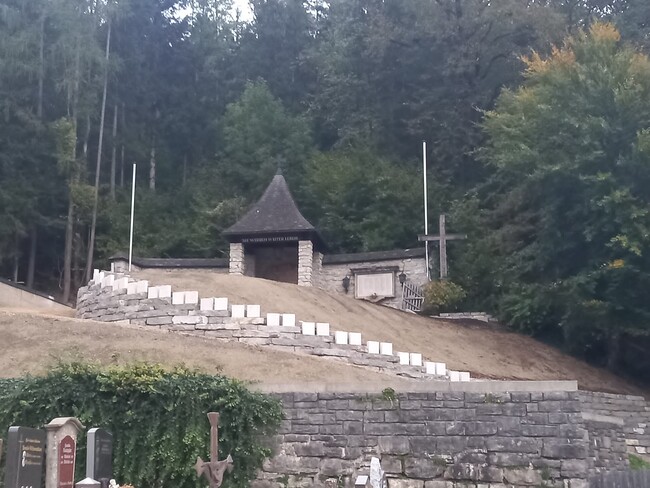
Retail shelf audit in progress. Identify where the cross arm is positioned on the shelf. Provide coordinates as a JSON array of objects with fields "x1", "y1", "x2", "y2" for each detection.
[{"x1": 418, "y1": 234, "x2": 467, "y2": 242}]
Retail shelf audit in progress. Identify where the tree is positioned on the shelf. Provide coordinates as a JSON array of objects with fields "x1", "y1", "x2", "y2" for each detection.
[
  {"x1": 217, "y1": 80, "x2": 313, "y2": 199},
  {"x1": 478, "y1": 23, "x2": 650, "y2": 375},
  {"x1": 302, "y1": 147, "x2": 433, "y2": 253}
]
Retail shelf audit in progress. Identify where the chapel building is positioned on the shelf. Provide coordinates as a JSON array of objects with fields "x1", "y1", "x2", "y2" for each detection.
[{"x1": 111, "y1": 172, "x2": 428, "y2": 309}]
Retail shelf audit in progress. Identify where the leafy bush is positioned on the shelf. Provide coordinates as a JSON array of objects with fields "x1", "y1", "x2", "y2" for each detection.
[
  {"x1": 0, "y1": 363, "x2": 283, "y2": 488},
  {"x1": 630, "y1": 454, "x2": 650, "y2": 470},
  {"x1": 422, "y1": 280, "x2": 467, "y2": 314}
]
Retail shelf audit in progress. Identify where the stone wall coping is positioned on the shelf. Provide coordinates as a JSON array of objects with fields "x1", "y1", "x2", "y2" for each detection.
[
  {"x1": 582, "y1": 412, "x2": 626, "y2": 426},
  {"x1": 251, "y1": 379, "x2": 579, "y2": 393}
]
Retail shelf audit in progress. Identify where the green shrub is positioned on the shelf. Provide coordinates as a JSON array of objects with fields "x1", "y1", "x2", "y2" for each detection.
[
  {"x1": 0, "y1": 363, "x2": 283, "y2": 488},
  {"x1": 422, "y1": 280, "x2": 467, "y2": 314},
  {"x1": 630, "y1": 454, "x2": 650, "y2": 470}
]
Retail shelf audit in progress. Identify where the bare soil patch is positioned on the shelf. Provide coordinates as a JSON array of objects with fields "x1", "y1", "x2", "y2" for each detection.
[
  {"x1": 0, "y1": 310, "x2": 419, "y2": 387},
  {"x1": 132, "y1": 269, "x2": 640, "y2": 394}
]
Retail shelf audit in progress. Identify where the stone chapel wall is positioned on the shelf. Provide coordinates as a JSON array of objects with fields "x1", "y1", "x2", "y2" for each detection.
[{"x1": 316, "y1": 256, "x2": 428, "y2": 308}]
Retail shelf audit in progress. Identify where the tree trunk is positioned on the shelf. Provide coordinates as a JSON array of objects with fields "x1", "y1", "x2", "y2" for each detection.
[
  {"x1": 110, "y1": 103, "x2": 118, "y2": 199},
  {"x1": 607, "y1": 329, "x2": 621, "y2": 372},
  {"x1": 182, "y1": 154, "x2": 187, "y2": 186},
  {"x1": 62, "y1": 196, "x2": 74, "y2": 302},
  {"x1": 149, "y1": 135, "x2": 156, "y2": 191},
  {"x1": 86, "y1": 18, "x2": 112, "y2": 283},
  {"x1": 26, "y1": 226, "x2": 37, "y2": 288},
  {"x1": 83, "y1": 114, "x2": 91, "y2": 160},
  {"x1": 120, "y1": 102, "x2": 125, "y2": 187},
  {"x1": 62, "y1": 36, "x2": 82, "y2": 304},
  {"x1": 37, "y1": 13, "x2": 45, "y2": 119},
  {"x1": 13, "y1": 233, "x2": 19, "y2": 283}
]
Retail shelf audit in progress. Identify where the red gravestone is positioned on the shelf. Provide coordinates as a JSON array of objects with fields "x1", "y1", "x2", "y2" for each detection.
[{"x1": 57, "y1": 435, "x2": 76, "y2": 488}]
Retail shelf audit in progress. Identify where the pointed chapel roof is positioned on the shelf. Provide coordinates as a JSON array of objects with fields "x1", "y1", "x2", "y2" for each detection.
[{"x1": 223, "y1": 172, "x2": 320, "y2": 242}]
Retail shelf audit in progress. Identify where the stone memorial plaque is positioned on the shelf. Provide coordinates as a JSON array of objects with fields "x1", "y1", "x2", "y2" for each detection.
[
  {"x1": 86, "y1": 428, "x2": 113, "y2": 481},
  {"x1": 58, "y1": 435, "x2": 76, "y2": 488},
  {"x1": 4, "y1": 426, "x2": 46, "y2": 488}
]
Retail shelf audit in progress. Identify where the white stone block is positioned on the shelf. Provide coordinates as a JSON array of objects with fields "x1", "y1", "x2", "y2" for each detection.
[
  {"x1": 435, "y1": 362, "x2": 447, "y2": 376},
  {"x1": 158, "y1": 285, "x2": 172, "y2": 298},
  {"x1": 349, "y1": 332, "x2": 362, "y2": 346},
  {"x1": 93, "y1": 269, "x2": 100, "y2": 282},
  {"x1": 410, "y1": 353, "x2": 423, "y2": 367},
  {"x1": 214, "y1": 297, "x2": 228, "y2": 311},
  {"x1": 185, "y1": 291, "x2": 199, "y2": 304},
  {"x1": 200, "y1": 298, "x2": 215, "y2": 311},
  {"x1": 335, "y1": 331, "x2": 349, "y2": 345},
  {"x1": 147, "y1": 286, "x2": 159, "y2": 299},
  {"x1": 425, "y1": 362, "x2": 436, "y2": 375},
  {"x1": 459, "y1": 371, "x2": 471, "y2": 382},
  {"x1": 302, "y1": 322, "x2": 316, "y2": 335},
  {"x1": 127, "y1": 282, "x2": 138, "y2": 295},
  {"x1": 316, "y1": 322, "x2": 330, "y2": 336},
  {"x1": 449, "y1": 370, "x2": 461, "y2": 382},
  {"x1": 101, "y1": 275, "x2": 114, "y2": 289},
  {"x1": 267, "y1": 313, "x2": 281, "y2": 326},
  {"x1": 231, "y1": 305, "x2": 246, "y2": 318},
  {"x1": 136, "y1": 280, "x2": 149, "y2": 294},
  {"x1": 172, "y1": 292, "x2": 185, "y2": 305},
  {"x1": 367, "y1": 341, "x2": 380, "y2": 354},
  {"x1": 113, "y1": 277, "x2": 129, "y2": 291},
  {"x1": 246, "y1": 305, "x2": 261, "y2": 318},
  {"x1": 282, "y1": 314, "x2": 296, "y2": 327},
  {"x1": 398, "y1": 352, "x2": 410, "y2": 365},
  {"x1": 380, "y1": 342, "x2": 393, "y2": 355}
]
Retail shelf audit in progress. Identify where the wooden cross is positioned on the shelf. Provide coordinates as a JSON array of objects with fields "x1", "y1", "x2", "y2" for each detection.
[
  {"x1": 418, "y1": 214, "x2": 466, "y2": 279},
  {"x1": 195, "y1": 412, "x2": 234, "y2": 488}
]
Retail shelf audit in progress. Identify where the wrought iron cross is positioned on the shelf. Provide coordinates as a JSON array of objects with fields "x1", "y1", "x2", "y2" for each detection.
[{"x1": 195, "y1": 412, "x2": 234, "y2": 488}]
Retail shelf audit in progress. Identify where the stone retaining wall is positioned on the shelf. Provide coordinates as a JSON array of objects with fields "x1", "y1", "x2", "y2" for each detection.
[
  {"x1": 255, "y1": 390, "x2": 593, "y2": 488},
  {"x1": 75, "y1": 270, "x2": 471, "y2": 381},
  {"x1": 579, "y1": 391, "x2": 650, "y2": 459}
]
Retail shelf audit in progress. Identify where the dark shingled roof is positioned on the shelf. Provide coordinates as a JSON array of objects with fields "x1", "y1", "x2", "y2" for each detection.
[
  {"x1": 223, "y1": 173, "x2": 316, "y2": 238},
  {"x1": 323, "y1": 248, "x2": 426, "y2": 265},
  {"x1": 109, "y1": 253, "x2": 228, "y2": 269}
]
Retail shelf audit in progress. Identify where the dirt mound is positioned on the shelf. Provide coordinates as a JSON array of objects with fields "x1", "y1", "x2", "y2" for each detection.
[
  {"x1": 129, "y1": 269, "x2": 641, "y2": 394},
  {"x1": 0, "y1": 310, "x2": 420, "y2": 387}
]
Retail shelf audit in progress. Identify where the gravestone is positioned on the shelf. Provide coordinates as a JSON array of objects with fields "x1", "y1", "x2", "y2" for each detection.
[
  {"x1": 3, "y1": 426, "x2": 47, "y2": 488},
  {"x1": 45, "y1": 417, "x2": 84, "y2": 488},
  {"x1": 86, "y1": 428, "x2": 113, "y2": 483}
]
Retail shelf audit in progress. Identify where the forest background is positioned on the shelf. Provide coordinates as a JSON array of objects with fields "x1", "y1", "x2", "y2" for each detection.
[{"x1": 1, "y1": 0, "x2": 649, "y2": 382}]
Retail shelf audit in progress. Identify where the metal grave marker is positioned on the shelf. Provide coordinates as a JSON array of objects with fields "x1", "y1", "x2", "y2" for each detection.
[{"x1": 195, "y1": 412, "x2": 234, "y2": 488}]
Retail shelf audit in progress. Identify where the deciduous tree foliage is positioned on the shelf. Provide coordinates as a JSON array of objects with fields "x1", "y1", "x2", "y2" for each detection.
[{"x1": 476, "y1": 23, "x2": 650, "y2": 376}]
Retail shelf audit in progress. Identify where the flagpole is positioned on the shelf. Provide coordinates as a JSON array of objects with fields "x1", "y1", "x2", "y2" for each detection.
[
  {"x1": 423, "y1": 141, "x2": 430, "y2": 280},
  {"x1": 128, "y1": 163, "x2": 136, "y2": 272}
]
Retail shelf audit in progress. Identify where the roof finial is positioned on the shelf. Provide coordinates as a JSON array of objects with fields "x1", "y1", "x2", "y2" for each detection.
[{"x1": 276, "y1": 156, "x2": 285, "y2": 176}]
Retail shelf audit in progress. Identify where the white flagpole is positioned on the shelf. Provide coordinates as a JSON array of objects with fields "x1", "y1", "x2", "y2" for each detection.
[
  {"x1": 423, "y1": 141, "x2": 430, "y2": 280},
  {"x1": 128, "y1": 163, "x2": 136, "y2": 272}
]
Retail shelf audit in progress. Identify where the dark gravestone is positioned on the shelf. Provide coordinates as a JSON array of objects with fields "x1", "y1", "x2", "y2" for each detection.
[
  {"x1": 4, "y1": 426, "x2": 46, "y2": 488},
  {"x1": 86, "y1": 428, "x2": 113, "y2": 483}
]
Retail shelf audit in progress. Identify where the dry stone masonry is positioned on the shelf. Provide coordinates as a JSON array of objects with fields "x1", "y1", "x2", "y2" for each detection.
[
  {"x1": 76, "y1": 270, "x2": 471, "y2": 381},
  {"x1": 254, "y1": 389, "x2": 634, "y2": 488}
]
